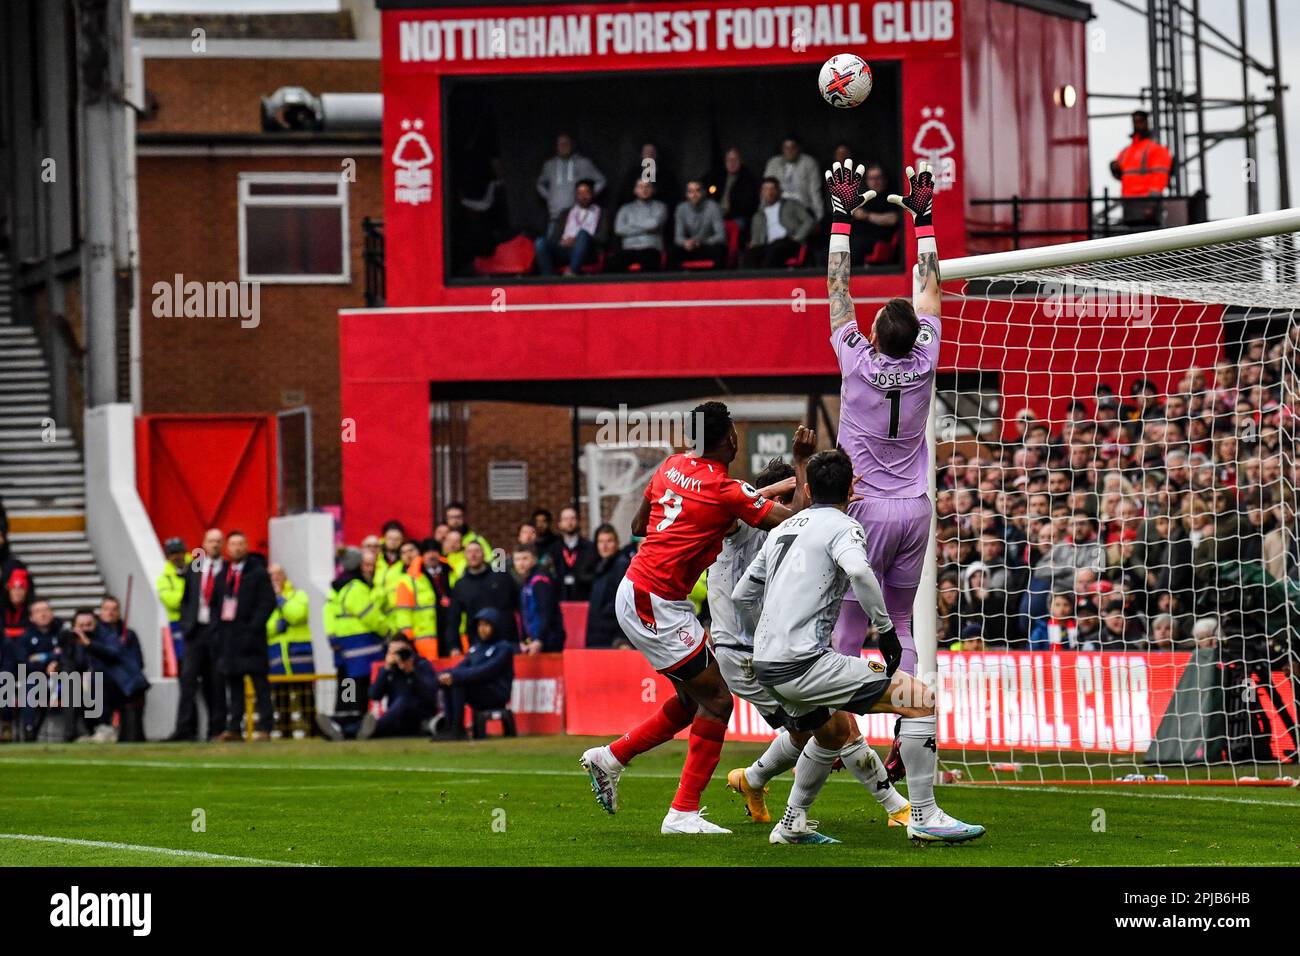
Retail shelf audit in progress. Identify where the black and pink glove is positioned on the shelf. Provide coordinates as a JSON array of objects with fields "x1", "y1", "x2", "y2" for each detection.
[
  {"x1": 824, "y1": 159, "x2": 876, "y2": 239},
  {"x1": 888, "y1": 161, "x2": 936, "y2": 238}
]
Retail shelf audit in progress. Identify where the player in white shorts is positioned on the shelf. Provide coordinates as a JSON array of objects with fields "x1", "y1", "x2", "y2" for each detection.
[
  {"x1": 733, "y1": 448, "x2": 985, "y2": 845},
  {"x1": 709, "y1": 455, "x2": 911, "y2": 829}
]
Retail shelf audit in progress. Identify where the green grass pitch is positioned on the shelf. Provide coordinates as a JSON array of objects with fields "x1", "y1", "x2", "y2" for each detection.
[{"x1": 1, "y1": 737, "x2": 1297, "y2": 867}]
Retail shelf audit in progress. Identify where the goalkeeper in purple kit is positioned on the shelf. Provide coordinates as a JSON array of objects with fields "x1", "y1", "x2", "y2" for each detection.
[{"x1": 824, "y1": 158, "x2": 942, "y2": 749}]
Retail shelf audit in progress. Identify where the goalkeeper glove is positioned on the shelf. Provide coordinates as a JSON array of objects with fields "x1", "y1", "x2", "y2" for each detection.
[
  {"x1": 877, "y1": 624, "x2": 903, "y2": 677},
  {"x1": 825, "y1": 159, "x2": 876, "y2": 231},
  {"x1": 887, "y1": 161, "x2": 936, "y2": 232}
]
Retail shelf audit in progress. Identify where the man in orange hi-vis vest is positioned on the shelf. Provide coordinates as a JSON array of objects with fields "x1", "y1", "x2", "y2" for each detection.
[{"x1": 1110, "y1": 110, "x2": 1172, "y2": 198}]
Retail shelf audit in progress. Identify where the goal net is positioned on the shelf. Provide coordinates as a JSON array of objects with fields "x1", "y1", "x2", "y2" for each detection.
[{"x1": 922, "y1": 211, "x2": 1300, "y2": 785}]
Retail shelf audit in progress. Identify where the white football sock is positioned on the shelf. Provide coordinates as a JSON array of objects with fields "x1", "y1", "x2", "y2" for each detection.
[
  {"x1": 745, "y1": 730, "x2": 802, "y2": 789},
  {"x1": 839, "y1": 737, "x2": 908, "y2": 813},
  {"x1": 899, "y1": 715, "x2": 939, "y2": 822},
  {"x1": 785, "y1": 739, "x2": 838, "y2": 813}
]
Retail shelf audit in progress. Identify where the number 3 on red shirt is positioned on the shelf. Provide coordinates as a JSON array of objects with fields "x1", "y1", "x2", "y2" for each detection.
[{"x1": 656, "y1": 490, "x2": 684, "y2": 531}]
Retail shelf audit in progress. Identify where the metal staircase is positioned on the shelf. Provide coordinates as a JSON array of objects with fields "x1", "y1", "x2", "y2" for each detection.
[{"x1": 0, "y1": 255, "x2": 107, "y2": 621}]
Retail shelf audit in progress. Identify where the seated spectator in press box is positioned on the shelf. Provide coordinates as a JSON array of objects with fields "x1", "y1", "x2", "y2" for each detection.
[
  {"x1": 818, "y1": 151, "x2": 899, "y2": 266},
  {"x1": 763, "y1": 134, "x2": 823, "y2": 221},
  {"x1": 743, "y1": 177, "x2": 815, "y2": 269},
  {"x1": 513, "y1": 544, "x2": 566, "y2": 653},
  {"x1": 80, "y1": 596, "x2": 149, "y2": 743},
  {"x1": 609, "y1": 179, "x2": 668, "y2": 272},
  {"x1": 536, "y1": 132, "x2": 606, "y2": 227},
  {"x1": 586, "y1": 523, "x2": 633, "y2": 649},
  {"x1": 616, "y1": 142, "x2": 679, "y2": 221},
  {"x1": 434, "y1": 608, "x2": 515, "y2": 741},
  {"x1": 535, "y1": 179, "x2": 608, "y2": 276},
  {"x1": 707, "y1": 146, "x2": 760, "y2": 243},
  {"x1": 547, "y1": 505, "x2": 596, "y2": 601},
  {"x1": 359, "y1": 636, "x2": 440, "y2": 740},
  {"x1": 670, "y1": 180, "x2": 727, "y2": 269}
]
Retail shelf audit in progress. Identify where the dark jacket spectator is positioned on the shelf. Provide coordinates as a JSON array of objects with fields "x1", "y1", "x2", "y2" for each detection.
[
  {"x1": 516, "y1": 550, "x2": 566, "y2": 652},
  {"x1": 708, "y1": 147, "x2": 759, "y2": 228},
  {"x1": 214, "y1": 560, "x2": 277, "y2": 677},
  {"x1": 449, "y1": 545, "x2": 520, "y2": 645},
  {"x1": 587, "y1": 531, "x2": 632, "y2": 648},
  {"x1": 213, "y1": 533, "x2": 277, "y2": 738},
  {"x1": 89, "y1": 619, "x2": 150, "y2": 700},
  {"x1": 436, "y1": 608, "x2": 516, "y2": 739},
  {"x1": 367, "y1": 638, "x2": 441, "y2": 737},
  {"x1": 546, "y1": 508, "x2": 598, "y2": 601}
]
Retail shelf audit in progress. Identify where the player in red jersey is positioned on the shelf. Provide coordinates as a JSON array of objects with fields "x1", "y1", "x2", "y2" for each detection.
[{"x1": 581, "y1": 401, "x2": 813, "y2": 834}]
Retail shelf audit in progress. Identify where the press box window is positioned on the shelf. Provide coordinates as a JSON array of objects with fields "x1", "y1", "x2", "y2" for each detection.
[{"x1": 239, "y1": 173, "x2": 349, "y2": 283}]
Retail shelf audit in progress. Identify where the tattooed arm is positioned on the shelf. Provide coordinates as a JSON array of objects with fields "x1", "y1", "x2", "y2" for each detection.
[
  {"x1": 824, "y1": 159, "x2": 875, "y2": 334},
  {"x1": 914, "y1": 243, "x2": 942, "y2": 317},
  {"x1": 828, "y1": 248, "x2": 856, "y2": 333}
]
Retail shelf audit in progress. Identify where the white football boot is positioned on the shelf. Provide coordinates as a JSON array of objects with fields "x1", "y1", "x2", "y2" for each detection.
[
  {"x1": 907, "y1": 807, "x2": 986, "y2": 843},
  {"x1": 580, "y1": 745, "x2": 624, "y2": 814},
  {"x1": 660, "y1": 807, "x2": 732, "y2": 835},
  {"x1": 769, "y1": 806, "x2": 841, "y2": 845}
]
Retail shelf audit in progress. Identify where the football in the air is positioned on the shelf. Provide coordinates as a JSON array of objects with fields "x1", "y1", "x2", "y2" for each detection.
[{"x1": 819, "y1": 53, "x2": 872, "y2": 108}]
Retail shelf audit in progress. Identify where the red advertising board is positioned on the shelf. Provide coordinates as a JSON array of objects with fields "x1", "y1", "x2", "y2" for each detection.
[{"x1": 563, "y1": 648, "x2": 1197, "y2": 753}]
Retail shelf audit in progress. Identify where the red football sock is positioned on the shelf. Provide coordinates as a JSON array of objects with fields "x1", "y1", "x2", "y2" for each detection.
[
  {"x1": 671, "y1": 716, "x2": 727, "y2": 812},
  {"x1": 609, "y1": 696, "x2": 692, "y2": 766}
]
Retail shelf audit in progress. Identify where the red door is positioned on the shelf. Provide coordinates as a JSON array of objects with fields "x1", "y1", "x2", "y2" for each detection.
[{"x1": 136, "y1": 414, "x2": 278, "y2": 555}]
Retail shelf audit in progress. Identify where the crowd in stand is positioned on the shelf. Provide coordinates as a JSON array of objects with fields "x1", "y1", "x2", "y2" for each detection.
[
  {"x1": 4, "y1": 331, "x2": 1298, "y2": 745},
  {"x1": 0, "y1": 555, "x2": 148, "y2": 744},
  {"x1": 456, "y1": 133, "x2": 902, "y2": 277},
  {"x1": 934, "y1": 336, "x2": 1300, "y2": 676}
]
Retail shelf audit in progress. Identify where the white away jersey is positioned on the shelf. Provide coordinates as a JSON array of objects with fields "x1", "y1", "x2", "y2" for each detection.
[
  {"x1": 739, "y1": 505, "x2": 870, "y2": 667},
  {"x1": 707, "y1": 522, "x2": 766, "y2": 649}
]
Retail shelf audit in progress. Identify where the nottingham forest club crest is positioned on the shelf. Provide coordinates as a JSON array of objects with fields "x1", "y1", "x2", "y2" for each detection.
[{"x1": 392, "y1": 118, "x2": 434, "y2": 206}]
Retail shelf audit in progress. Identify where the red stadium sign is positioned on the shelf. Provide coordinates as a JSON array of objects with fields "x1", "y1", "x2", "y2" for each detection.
[
  {"x1": 385, "y1": 1, "x2": 958, "y2": 74},
  {"x1": 562, "y1": 648, "x2": 1194, "y2": 754}
]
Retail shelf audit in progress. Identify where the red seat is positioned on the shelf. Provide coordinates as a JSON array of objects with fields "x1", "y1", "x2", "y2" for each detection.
[
  {"x1": 784, "y1": 243, "x2": 808, "y2": 268},
  {"x1": 472, "y1": 234, "x2": 535, "y2": 276},
  {"x1": 865, "y1": 230, "x2": 902, "y2": 265},
  {"x1": 725, "y1": 219, "x2": 741, "y2": 268},
  {"x1": 623, "y1": 250, "x2": 667, "y2": 273}
]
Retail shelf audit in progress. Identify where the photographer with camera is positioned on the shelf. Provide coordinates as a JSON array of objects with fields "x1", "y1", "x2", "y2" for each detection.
[{"x1": 360, "y1": 636, "x2": 440, "y2": 740}]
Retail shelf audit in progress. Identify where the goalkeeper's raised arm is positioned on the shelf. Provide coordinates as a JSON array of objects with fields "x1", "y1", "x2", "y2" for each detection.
[
  {"x1": 888, "y1": 161, "x2": 941, "y2": 316},
  {"x1": 824, "y1": 158, "x2": 875, "y2": 333}
]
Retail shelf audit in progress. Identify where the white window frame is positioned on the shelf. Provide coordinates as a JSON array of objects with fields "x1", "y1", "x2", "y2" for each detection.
[{"x1": 238, "y1": 171, "x2": 350, "y2": 284}]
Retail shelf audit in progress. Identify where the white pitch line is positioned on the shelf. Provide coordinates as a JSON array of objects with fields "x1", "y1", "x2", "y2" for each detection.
[
  {"x1": 2, "y1": 755, "x2": 1297, "y2": 806},
  {"x1": 0, "y1": 832, "x2": 316, "y2": 866}
]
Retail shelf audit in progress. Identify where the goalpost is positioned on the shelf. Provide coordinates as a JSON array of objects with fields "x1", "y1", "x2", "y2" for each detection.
[{"x1": 915, "y1": 208, "x2": 1300, "y2": 785}]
